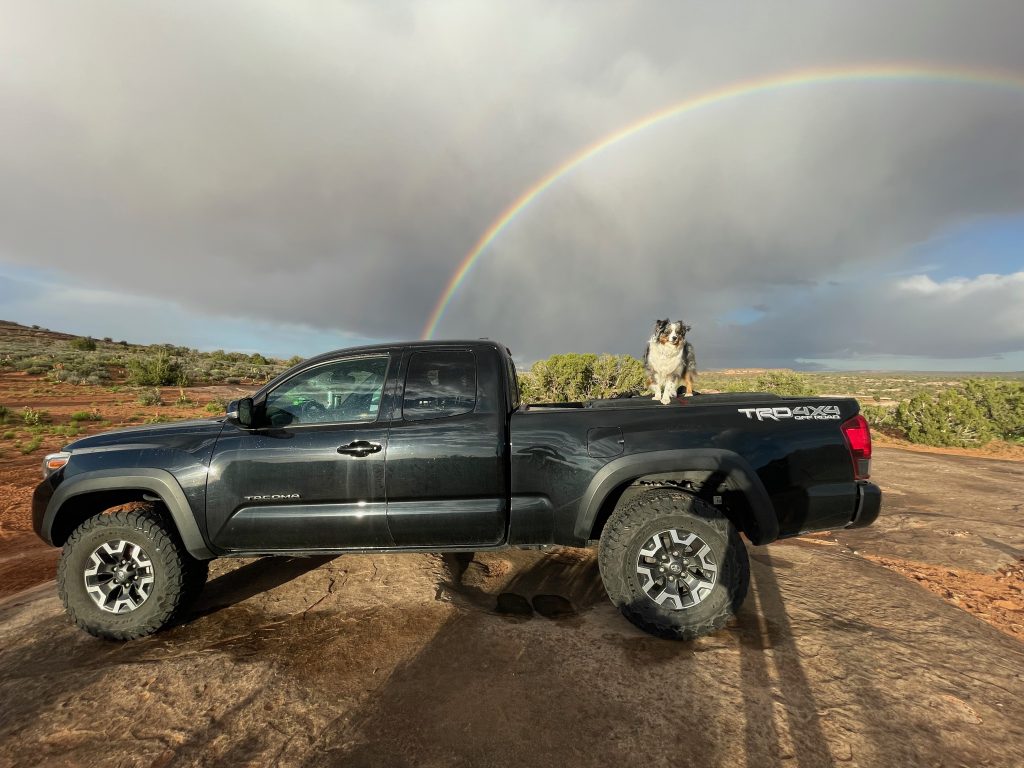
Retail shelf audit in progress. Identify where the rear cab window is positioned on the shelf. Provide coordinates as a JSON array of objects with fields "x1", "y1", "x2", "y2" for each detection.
[{"x1": 402, "y1": 350, "x2": 477, "y2": 421}]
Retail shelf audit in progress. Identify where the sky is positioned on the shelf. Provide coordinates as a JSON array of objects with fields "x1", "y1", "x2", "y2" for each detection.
[{"x1": 1, "y1": 1, "x2": 1023, "y2": 370}]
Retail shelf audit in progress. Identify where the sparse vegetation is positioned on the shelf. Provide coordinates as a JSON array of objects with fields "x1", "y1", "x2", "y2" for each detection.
[{"x1": 1, "y1": 322, "x2": 1021, "y2": 452}]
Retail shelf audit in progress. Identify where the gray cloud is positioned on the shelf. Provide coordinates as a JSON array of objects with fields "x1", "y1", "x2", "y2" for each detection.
[{"x1": 1, "y1": 1, "x2": 1024, "y2": 366}]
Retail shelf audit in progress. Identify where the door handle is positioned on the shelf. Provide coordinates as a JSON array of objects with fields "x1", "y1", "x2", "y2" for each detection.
[{"x1": 337, "y1": 440, "x2": 383, "y2": 457}]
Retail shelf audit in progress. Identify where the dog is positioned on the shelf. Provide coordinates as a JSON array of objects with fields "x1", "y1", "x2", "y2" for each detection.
[{"x1": 643, "y1": 319, "x2": 697, "y2": 404}]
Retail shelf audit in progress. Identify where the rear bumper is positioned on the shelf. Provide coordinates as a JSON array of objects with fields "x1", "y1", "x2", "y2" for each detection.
[{"x1": 846, "y1": 481, "x2": 882, "y2": 529}]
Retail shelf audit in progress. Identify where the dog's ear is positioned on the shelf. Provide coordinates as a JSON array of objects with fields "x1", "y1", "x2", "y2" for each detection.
[{"x1": 684, "y1": 324, "x2": 692, "y2": 334}]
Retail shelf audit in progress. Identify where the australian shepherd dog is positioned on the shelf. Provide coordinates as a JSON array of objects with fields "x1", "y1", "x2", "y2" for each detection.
[{"x1": 644, "y1": 319, "x2": 697, "y2": 404}]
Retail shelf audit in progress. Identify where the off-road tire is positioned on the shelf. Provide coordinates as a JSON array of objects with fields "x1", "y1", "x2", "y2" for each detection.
[
  {"x1": 598, "y1": 489, "x2": 749, "y2": 640},
  {"x1": 57, "y1": 505, "x2": 208, "y2": 640}
]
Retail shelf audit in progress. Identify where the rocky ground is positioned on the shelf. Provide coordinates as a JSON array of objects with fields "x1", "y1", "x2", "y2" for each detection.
[{"x1": 0, "y1": 447, "x2": 1022, "y2": 767}]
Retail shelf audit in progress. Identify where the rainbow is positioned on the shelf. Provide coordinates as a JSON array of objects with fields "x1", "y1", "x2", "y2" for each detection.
[{"x1": 421, "y1": 62, "x2": 1024, "y2": 339}]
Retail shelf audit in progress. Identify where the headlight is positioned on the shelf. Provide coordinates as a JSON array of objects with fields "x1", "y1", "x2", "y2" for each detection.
[{"x1": 42, "y1": 451, "x2": 71, "y2": 479}]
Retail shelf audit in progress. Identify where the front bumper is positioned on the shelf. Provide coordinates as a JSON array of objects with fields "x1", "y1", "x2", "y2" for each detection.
[
  {"x1": 32, "y1": 476, "x2": 58, "y2": 545},
  {"x1": 846, "y1": 481, "x2": 882, "y2": 529}
]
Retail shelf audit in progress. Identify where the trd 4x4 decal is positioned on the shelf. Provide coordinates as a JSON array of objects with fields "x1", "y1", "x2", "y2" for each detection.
[{"x1": 738, "y1": 405, "x2": 842, "y2": 422}]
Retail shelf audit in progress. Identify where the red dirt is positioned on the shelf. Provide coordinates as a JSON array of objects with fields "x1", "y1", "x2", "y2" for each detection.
[
  {"x1": 0, "y1": 371, "x2": 250, "y2": 535},
  {"x1": 863, "y1": 554, "x2": 1024, "y2": 643}
]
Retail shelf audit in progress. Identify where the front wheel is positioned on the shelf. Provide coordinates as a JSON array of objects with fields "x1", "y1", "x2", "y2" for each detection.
[
  {"x1": 57, "y1": 506, "x2": 208, "y2": 640},
  {"x1": 598, "y1": 489, "x2": 749, "y2": 640}
]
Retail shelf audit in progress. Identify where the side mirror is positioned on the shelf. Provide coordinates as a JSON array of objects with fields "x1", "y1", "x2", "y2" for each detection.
[{"x1": 226, "y1": 398, "x2": 255, "y2": 428}]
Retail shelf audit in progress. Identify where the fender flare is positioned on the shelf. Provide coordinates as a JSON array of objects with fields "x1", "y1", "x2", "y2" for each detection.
[
  {"x1": 575, "y1": 449, "x2": 779, "y2": 545},
  {"x1": 42, "y1": 468, "x2": 214, "y2": 559}
]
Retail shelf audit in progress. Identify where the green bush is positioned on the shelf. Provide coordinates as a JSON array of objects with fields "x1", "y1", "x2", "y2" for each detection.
[
  {"x1": 127, "y1": 353, "x2": 186, "y2": 386},
  {"x1": 69, "y1": 337, "x2": 97, "y2": 352},
  {"x1": 752, "y1": 371, "x2": 818, "y2": 397},
  {"x1": 20, "y1": 436, "x2": 43, "y2": 454},
  {"x1": 861, "y1": 404, "x2": 895, "y2": 430},
  {"x1": 70, "y1": 410, "x2": 102, "y2": 421},
  {"x1": 138, "y1": 388, "x2": 163, "y2": 406},
  {"x1": 891, "y1": 390, "x2": 995, "y2": 447},
  {"x1": 960, "y1": 379, "x2": 1024, "y2": 441},
  {"x1": 0, "y1": 404, "x2": 7, "y2": 423},
  {"x1": 519, "y1": 353, "x2": 646, "y2": 403}
]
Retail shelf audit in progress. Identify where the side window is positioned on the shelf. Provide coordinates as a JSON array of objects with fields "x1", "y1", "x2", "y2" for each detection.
[
  {"x1": 264, "y1": 355, "x2": 389, "y2": 427},
  {"x1": 403, "y1": 351, "x2": 477, "y2": 421}
]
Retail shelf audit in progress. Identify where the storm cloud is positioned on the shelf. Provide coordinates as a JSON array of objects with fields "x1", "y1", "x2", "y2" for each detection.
[{"x1": 1, "y1": 1, "x2": 1023, "y2": 367}]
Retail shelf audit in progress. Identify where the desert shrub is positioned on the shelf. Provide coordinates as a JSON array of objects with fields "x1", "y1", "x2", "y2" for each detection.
[
  {"x1": 250, "y1": 353, "x2": 269, "y2": 366},
  {"x1": 960, "y1": 379, "x2": 1024, "y2": 441},
  {"x1": 25, "y1": 365, "x2": 49, "y2": 375},
  {"x1": 519, "y1": 353, "x2": 646, "y2": 403},
  {"x1": 861, "y1": 404, "x2": 896, "y2": 430},
  {"x1": 0, "y1": 404, "x2": 7, "y2": 422},
  {"x1": 2, "y1": 430, "x2": 15, "y2": 440},
  {"x1": 127, "y1": 353, "x2": 185, "y2": 386},
  {"x1": 891, "y1": 390, "x2": 995, "y2": 447},
  {"x1": 752, "y1": 371, "x2": 818, "y2": 397},
  {"x1": 69, "y1": 337, "x2": 97, "y2": 351},
  {"x1": 286, "y1": 355, "x2": 304, "y2": 367},
  {"x1": 70, "y1": 410, "x2": 102, "y2": 421},
  {"x1": 21, "y1": 407, "x2": 46, "y2": 426},
  {"x1": 20, "y1": 436, "x2": 43, "y2": 454},
  {"x1": 225, "y1": 376, "x2": 242, "y2": 385},
  {"x1": 138, "y1": 388, "x2": 163, "y2": 406}
]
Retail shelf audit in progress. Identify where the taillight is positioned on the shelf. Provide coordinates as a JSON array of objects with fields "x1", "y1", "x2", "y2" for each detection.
[{"x1": 841, "y1": 414, "x2": 872, "y2": 480}]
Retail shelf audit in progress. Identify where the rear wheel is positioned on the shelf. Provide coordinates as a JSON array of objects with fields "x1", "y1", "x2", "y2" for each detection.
[
  {"x1": 598, "y1": 489, "x2": 749, "y2": 640},
  {"x1": 57, "y1": 505, "x2": 208, "y2": 640}
]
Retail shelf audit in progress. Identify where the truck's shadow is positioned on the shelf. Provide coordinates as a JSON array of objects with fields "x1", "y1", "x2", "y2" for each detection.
[
  {"x1": 186, "y1": 555, "x2": 337, "y2": 622},
  {"x1": 302, "y1": 548, "x2": 859, "y2": 768}
]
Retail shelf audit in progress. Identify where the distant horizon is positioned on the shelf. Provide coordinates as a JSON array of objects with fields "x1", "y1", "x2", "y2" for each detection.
[{"x1": 3, "y1": 318, "x2": 1021, "y2": 377}]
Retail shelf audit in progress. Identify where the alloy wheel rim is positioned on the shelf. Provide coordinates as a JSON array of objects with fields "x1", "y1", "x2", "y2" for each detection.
[
  {"x1": 83, "y1": 539, "x2": 155, "y2": 614},
  {"x1": 635, "y1": 528, "x2": 718, "y2": 610}
]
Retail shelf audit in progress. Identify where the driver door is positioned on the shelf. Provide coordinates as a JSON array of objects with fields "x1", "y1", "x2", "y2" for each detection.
[{"x1": 206, "y1": 353, "x2": 396, "y2": 551}]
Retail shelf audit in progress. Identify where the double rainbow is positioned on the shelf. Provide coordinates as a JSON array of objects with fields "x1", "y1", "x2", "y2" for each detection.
[{"x1": 421, "y1": 63, "x2": 1024, "y2": 339}]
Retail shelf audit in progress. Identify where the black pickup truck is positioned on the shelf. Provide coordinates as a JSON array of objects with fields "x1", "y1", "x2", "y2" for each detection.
[{"x1": 33, "y1": 340, "x2": 880, "y2": 641}]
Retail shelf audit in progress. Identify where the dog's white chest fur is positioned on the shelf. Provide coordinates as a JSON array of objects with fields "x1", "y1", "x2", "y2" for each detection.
[{"x1": 647, "y1": 341, "x2": 684, "y2": 377}]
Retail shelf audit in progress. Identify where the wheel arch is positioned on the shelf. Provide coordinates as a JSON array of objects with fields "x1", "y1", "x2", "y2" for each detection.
[
  {"x1": 43, "y1": 469, "x2": 214, "y2": 559},
  {"x1": 578, "y1": 449, "x2": 779, "y2": 546}
]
